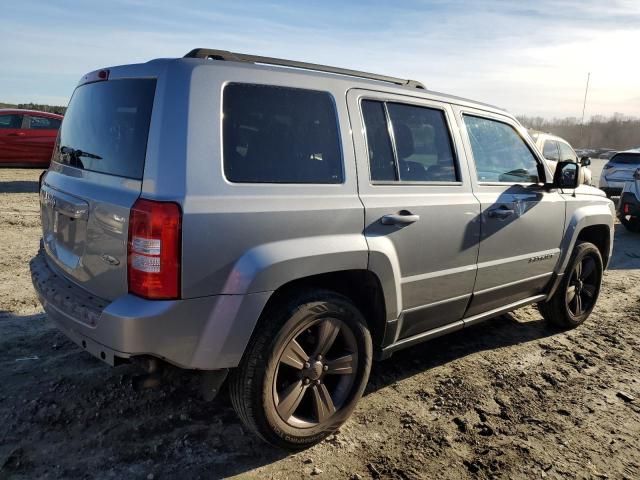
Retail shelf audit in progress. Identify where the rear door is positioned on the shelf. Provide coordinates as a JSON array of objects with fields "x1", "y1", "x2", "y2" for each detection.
[
  {"x1": 348, "y1": 89, "x2": 480, "y2": 340},
  {"x1": 41, "y1": 77, "x2": 156, "y2": 300},
  {"x1": 0, "y1": 113, "x2": 26, "y2": 163},
  {"x1": 455, "y1": 108, "x2": 564, "y2": 318},
  {"x1": 22, "y1": 115, "x2": 62, "y2": 165}
]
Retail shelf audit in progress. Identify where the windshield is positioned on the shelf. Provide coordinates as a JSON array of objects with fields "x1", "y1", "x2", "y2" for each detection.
[
  {"x1": 610, "y1": 153, "x2": 640, "y2": 165},
  {"x1": 54, "y1": 78, "x2": 156, "y2": 179}
]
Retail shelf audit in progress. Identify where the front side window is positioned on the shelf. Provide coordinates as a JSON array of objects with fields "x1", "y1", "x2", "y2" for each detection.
[
  {"x1": 361, "y1": 100, "x2": 458, "y2": 183},
  {"x1": 543, "y1": 140, "x2": 560, "y2": 161},
  {"x1": 464, "y1": 115, "x2": 540, "y2": 183},
  {"x1": 28, "y1": 115, "x2": 62, "y2": 130},
  {"x1": 223, "y1": 84, "x2": 343, "y2": 184},
  {"x1": 0, "y1": 114, "x2": 22, "y2": 129},
  {"x1": 558, "y1": 142, "x2": 577, "y2": 162}
]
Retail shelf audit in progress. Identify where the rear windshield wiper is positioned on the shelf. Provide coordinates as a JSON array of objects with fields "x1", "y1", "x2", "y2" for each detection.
[{"x1": 60, "y1": 145, "x2": 102, "y2": 160}]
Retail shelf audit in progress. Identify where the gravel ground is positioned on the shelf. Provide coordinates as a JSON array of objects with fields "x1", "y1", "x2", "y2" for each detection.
[{"x1": 1, "y1": 168, "x2": 639, "y2": 480}]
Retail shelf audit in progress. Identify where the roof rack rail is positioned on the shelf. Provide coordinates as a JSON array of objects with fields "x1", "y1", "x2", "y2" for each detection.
[{"x1": 183, "y1": 48, "x2": 426, "y2": 90}]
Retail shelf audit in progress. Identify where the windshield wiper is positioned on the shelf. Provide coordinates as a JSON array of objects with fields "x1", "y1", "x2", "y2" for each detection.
[{"x1": 60, "y1": 145, "x2": 102, "y2": 160}]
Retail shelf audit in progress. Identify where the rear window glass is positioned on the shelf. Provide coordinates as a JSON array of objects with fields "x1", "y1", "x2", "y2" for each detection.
[
  {"x1": 223, "y1": 84, "x2": 343, "y2": 183},
  {"x1": 29, "y1": 116, "x2": 61, "y2": 130},
  {"x1": 611, "y1": 153, "x2": 640, "y2": 164},
  {"x1": 542, "y1": 140, "x2": 559, "y2": 161},
  {"x1": 387, "y1": 102, "x2": 458, "y2": 182},
  {"x1": 558, "y1": 142, "x2": 577, "y2": 162},
  {"x1": 54, "y1": 79, "x2": 156, "y2": 179},
  {"x1": 361, "y1": 100, "x2": 458, "y2": 182}
]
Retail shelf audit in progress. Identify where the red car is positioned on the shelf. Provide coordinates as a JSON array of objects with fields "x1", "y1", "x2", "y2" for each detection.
[{"x1": 0, "y1": 109, "x2": 63, "y2": 167}]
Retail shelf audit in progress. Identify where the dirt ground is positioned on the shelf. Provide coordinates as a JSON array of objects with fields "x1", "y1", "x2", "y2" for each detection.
[{"x1": 1, "y1": 168, "x2": 639, "y2": 480}]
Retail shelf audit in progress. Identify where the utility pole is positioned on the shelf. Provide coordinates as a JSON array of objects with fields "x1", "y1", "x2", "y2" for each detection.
[{"x1": 580, "y1": 72, "x2": 591, "y2": 147}]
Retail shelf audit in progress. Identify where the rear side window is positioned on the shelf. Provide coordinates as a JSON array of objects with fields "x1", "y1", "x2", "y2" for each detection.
[
  {"x1": 28, "y1": 116, "x2": 61, "y2": 130},
  {"x1": 558, "y1": 142, "x2": 577, "y2": 162},
  {"x1": 54, "y1": 79, "x2": 156, "y2": 179},
  {"x1": 361, "y1": 100, "x2": 396, "y2": 181},
  {"x1": 361, "y1": 100, "x2": 458, "y2": 182},
  {"x1": 464, "y1": 115, "x2": 540, "y2": 183},
  {"x1": 611, "y1": 153, "x2": 640, "y2": 164},
  {"x1": 223, "y1": 84, "x2": 343, "y2": 184},
  {"x1": 0, "y1": 114, "x2": 22, "y2": 129},
  {"x1": 542, "y1": 140, "x2": 560, "y2": 161}
]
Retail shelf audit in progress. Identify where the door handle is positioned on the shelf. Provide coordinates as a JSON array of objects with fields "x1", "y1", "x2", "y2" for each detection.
[
  {"x1": 381, "y1": 211, "x2": 420, "y2": 225},
  {"x1": 7, "y1": 132, "x2": 26, "y2": 137},
  {"x1": 487, "y1": 206, "x2": 515, "y2": 219}
]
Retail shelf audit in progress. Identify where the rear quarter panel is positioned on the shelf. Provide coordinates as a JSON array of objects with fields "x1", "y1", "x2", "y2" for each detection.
[{"x1": 167, "y1": 62, "x2": 368, "y2": 298}]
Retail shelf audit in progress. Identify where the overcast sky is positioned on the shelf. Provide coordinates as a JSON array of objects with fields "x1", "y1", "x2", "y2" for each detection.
[{"x1": 2, "y1": 0, "x2": 639, "y2": 119}]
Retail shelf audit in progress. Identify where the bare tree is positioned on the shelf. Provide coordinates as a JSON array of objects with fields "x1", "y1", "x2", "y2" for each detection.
[{"x1": 517, "y1": 114, "x2": 640, "y2": 150}]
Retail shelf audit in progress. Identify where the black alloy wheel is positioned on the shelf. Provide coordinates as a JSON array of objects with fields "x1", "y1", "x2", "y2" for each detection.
[
  {"x1": 539, "y1": 241, "x2": 603, "y2": 329},
  {"x1": 565, "y1": 255, "x2": 598, "y2": 317},
  {"x1": 273, "y1": 317, "x2": 358, "y2": 428},
  {"x1": 229, "y1": 290, "x2": 372, "y2": 450}
]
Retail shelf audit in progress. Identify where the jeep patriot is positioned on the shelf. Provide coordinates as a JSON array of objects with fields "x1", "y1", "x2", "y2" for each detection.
[{"x1": 31, "y1": 48, "x2": 615, "y2": 449}]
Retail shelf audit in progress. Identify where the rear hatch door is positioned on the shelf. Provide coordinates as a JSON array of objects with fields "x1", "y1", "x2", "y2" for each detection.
[
  {"x1": 40, "y1": 76, "x2": 156, "y2": 301},
  {"x1": 606, "y1": 153, "x2": 640, "y2": 182}
]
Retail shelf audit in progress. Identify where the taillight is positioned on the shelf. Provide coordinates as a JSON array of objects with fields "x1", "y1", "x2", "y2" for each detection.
[
  {"x1": 78, "y1": 69, "x2": 110, "y2": 86},
  {"x1": 624, "y1": 203, "x2": 631, "y2": 214},
  {"x1": 127, "y1": 198, "x2": 182, "y2": 299}
]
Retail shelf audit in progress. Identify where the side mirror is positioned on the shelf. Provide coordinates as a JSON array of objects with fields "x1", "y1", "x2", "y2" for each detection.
[
  {"x1": 634, "y1": 168, "x2": 640, "y2": 180},
  {"x1": 553, "y1": 161, "x2": 580, "y2": 189},
  {"x1": 580, "y1": 156, "x2": 591, "y2": 166}
]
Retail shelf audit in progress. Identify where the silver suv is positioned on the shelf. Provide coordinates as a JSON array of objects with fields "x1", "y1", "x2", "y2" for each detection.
[
  {"x1": 600, "y1": 149, "x2": 640, "y2": 198},
  {"x1": 31, "y1": 49, "x2": 615, "y2": 449}
]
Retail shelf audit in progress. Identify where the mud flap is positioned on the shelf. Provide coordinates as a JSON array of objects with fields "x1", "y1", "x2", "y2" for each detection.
[{"x1": 201, "y1": 369, "x2": 229, "y2": 401}]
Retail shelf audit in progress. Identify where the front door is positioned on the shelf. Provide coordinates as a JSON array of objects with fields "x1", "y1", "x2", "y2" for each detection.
[
  {"x1": 347, "y1": 89, "x2": 481, "y2": 341},
  {"x1": 455, "y1": 108, "x2": 565, "y2": 318},
  {"x1": 0, "y1": 113, "x2": 25, "y2": 163}
]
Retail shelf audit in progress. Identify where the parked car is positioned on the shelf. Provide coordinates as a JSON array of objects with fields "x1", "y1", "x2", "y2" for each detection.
[
  {"x1": 529, "y1": 131, "x2": 592, "y2": 185},
  {"x1": 599, "y1": 149, "x2": 640, "y2": 198},
  {"x1": 598, "y1": 150, "x2": 618, "y2": 160},
  {"x1": 617, "y1": 167, "x2": 640, "y2": 232},
  {"x1": 31, "y1": 49, "x2": 615, "y2": 450},
  {"x1": 0, "y1": 109, "x2": 63, "y2": 167}
]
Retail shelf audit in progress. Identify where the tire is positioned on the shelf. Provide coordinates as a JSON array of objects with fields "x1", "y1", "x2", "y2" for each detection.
[
  {"x1": 229, "y1": 289, "x2": 373, "y2": 450},
  {"x1": 619, "y1": 214, "x2": 640, "y2": 233},
  {"x1": 539, "y1": 241, "x2": 603, "y2": 329}
]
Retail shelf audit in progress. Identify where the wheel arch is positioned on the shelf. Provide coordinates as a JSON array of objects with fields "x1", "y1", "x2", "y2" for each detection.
[
  {"x1": 546, "y1": 203, "x2": 614, "y2": 298},
  {"x1": 576, "y1": 224, "x2": 611, "y2": 267},
  {"x1": 557, "y1": 203, "x2": 614, "y2": 274},
  {"x1": 255, "y1": 269, "x2": 390, "y2": 351}
]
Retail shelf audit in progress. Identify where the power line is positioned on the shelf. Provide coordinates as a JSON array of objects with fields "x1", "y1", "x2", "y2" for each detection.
[{"x1": 580, "y1": 72, "x2": 591, "y2": 146}]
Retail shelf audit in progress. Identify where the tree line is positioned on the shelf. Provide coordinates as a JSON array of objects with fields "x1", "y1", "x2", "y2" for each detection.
[
  {"x1": 2, "y1": 100, "x2": 638, "y2": 151},
  {"x1": 0, "y1": 102, "x2": 66, "y2": 115},
  {"x1": 517, "y1": 113, "x2": 640, "y2": 150}
]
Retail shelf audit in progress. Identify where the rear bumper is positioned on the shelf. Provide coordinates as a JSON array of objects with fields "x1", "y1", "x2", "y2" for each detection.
[
  {"x1": 618, "y1": 192, "x2": 640, "y2": 217},
  {"x1": 30, "y1": 249, "x2": 271, "y2": 370}
]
